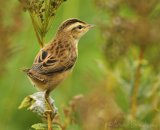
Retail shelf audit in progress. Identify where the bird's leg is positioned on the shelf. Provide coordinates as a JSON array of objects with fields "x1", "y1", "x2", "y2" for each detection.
[{"x1": 44, "y1": 90, "x2": 54, "y2": 112}]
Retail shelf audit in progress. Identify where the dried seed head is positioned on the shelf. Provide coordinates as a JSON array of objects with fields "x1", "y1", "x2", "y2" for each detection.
[{"x1": 19, "y1": 0, "x2": 66, "y2": 46}]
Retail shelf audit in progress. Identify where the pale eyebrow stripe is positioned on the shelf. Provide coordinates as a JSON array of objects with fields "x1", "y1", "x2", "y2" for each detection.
[
  {"x1": 60, "y1": 19, "x2": 85, "y2": 29},
  {"x1": 67, "y1": 22, "x2": 83, "y2": 31}
]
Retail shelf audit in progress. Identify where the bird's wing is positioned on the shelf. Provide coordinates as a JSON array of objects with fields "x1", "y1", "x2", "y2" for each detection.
[{"x1": 31, "y1": 47, "x2": 77, "y2": 75}]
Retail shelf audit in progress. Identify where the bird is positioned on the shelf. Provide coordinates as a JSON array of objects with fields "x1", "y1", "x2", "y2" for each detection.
[{"x1": 23, "y1": 18, "x2": 94, "y2": 110}]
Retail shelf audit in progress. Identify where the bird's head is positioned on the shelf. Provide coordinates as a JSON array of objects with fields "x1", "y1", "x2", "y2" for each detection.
[{"x1": 57, "y1": 18, "x2": 94, "y2": 40}]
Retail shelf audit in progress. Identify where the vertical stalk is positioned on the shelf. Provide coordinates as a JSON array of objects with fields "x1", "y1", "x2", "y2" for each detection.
[
  {"x1": 45, "y1": 91, "x2": 54, "y2": 130},
  {"x1": 29, "y1": 13, "x2": 43, "y2": 48},
  {"x1": 47, "y1": 113, "x2": 53, "y2": 130},
  {"x1": 131, "y1": 47, "x2": 144, "y2": 118}
]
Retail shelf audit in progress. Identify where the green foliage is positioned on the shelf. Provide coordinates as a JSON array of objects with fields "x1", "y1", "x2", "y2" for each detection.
[
  {"x1": 18, "y1": 96, "x2": 35, "y2": 109},
  {"x1": 18, "y1": 92, "x2": 56, "y2": 116},
  {"x1": 18, "y1": 92, "x2": 59, "y2": 129},
  {"x1": 31, "y1": 123, "x2": 61, "y2": 130}
]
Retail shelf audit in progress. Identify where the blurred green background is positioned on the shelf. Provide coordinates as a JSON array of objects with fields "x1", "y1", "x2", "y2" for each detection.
[{"x1": 0, "y1": 0, "x2": 160, "y2": 130}]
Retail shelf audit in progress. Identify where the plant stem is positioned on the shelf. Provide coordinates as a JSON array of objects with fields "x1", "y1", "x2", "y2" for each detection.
[
  {"x1": 45, "y1": 91, "x2": 55, "y2": 130},
  {"x1": 131, "y1": 47, "x2": 144, "y2": 118},
  {"x1": 47, "y1": 113, "x2": 53, "y2": 130},
  {"x1": 29, "y1": 12, "x2": 43, "y2": 48}
]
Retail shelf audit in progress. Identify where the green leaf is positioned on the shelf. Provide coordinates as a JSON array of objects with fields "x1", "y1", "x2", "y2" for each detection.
[
  {"x1": 31, "y1": 123, "x2": 62, "y2": 130},
  {"x1": 31, "y1": 123, "x2": 47, "y2": 130},
  {"x1": 18, "y1": 96, "x2": 35, "y2": 109}
]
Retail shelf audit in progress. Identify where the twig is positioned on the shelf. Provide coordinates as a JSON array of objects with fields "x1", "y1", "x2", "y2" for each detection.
[
  {"x1": 45, "y1": 91, "x2": 55, "y2": 130},
  {"x1": 47, "y1": 112, "x2": 53, "y2": 130},
  {"x1": 131, "y1": 47, "x2": 144, "y2": 118}
]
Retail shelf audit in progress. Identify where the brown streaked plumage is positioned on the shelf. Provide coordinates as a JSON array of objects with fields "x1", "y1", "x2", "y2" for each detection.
[{"x1": 24, "y1": 18, "x2": 94, "y2": 95}]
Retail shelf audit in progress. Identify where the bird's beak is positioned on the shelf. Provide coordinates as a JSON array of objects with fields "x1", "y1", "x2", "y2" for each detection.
[{"x1": 87, "y1": 24, "x2": 95, "y2": 29}]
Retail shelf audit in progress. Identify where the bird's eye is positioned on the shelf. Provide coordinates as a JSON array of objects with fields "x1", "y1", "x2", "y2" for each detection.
[{"x1": 78, "y1": 25, "x2": 83, "y2": 29}]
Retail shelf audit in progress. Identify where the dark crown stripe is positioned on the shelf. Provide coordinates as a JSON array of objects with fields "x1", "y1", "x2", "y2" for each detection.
[{"x1": 59, "y1": 18, "x2": 85, "y2": 30}]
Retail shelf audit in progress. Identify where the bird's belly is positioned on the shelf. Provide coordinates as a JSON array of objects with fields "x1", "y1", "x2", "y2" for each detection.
[
  {"x1": 47, "y1": 70, "x2": 71, "y2": 91},
  {"x1": 27, "y1": 69, "x2": 72, "y2": 92}
]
